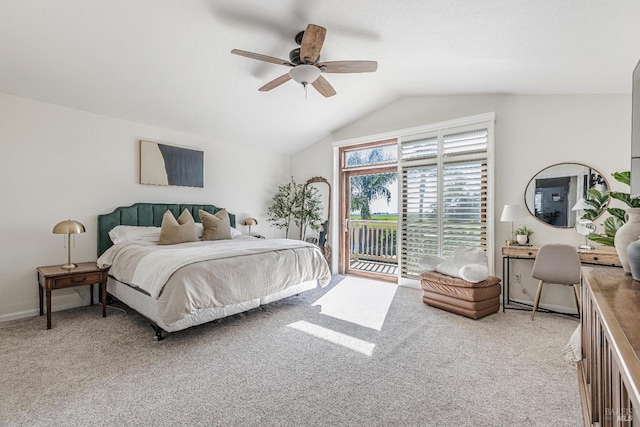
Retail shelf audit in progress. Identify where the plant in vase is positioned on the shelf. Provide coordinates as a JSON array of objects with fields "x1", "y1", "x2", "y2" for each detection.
[
  {"x1": 515, "y1": 226, "x2": 534, "y2": 245},
  {"x1": 266, "y1": 177, "x2": 323, "y2": 239},
  {"x1": 585, "y1": 171, "x2": 640, "y2": 272}
]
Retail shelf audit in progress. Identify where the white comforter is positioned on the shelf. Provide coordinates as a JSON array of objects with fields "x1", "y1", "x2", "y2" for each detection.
[{"x1": 97, "y1": 236, "x2": 331, "y2": 325}]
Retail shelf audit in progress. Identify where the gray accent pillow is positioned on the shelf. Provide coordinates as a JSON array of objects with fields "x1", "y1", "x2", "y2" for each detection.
[
  {"x1": 199, "y1": 209, "x2": 232, "y2": 240},
  {"x1": 158, "y1": 209, "x2": 198, "y2": 245}
]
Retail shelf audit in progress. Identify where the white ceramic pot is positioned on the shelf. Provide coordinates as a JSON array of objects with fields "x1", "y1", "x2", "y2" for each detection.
[
  {"x1": 627, "y1": 239, "x2": 640, "y2": 280},
  {"x1": 614, "y1": 208, "x2": 640, "y2": 272},
  {"x1": 516, "y1": 235, "x2": 528, "y2": 245}
]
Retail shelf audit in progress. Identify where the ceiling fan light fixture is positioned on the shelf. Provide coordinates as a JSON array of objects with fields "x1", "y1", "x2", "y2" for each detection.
[{"x1": 288, "y1": 64, "x2": 321, "y2": 85}]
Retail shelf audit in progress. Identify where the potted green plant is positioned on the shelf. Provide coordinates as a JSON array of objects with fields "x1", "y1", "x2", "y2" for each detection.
[
  {"x1": 515, "y1": 226, "x2": 534, "y2": 245},
  {"x1": 267, "y1": 177, "x2": 323, "y2": 239},
  {"x1": 588, "y1": 171, "x2": 640, "y2": 247}
]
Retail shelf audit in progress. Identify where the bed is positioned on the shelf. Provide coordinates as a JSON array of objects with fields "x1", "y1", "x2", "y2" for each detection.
[{"x1": 96, "y1": 203, "x2": 331, "y2": 339}]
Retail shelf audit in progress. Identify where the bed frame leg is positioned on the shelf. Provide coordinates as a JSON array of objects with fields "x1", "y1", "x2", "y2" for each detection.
[{"x1": 151, "y1": 324, "x2": 167, "y2": 341}]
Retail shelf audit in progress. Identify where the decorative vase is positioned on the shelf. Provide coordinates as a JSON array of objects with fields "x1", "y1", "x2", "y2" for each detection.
[
  {"x1": 614, "y1": 208, "x2": 640, "y2": 272},
  {"x1": 627, "y1": 239, "x2": 640, "y2": 281},
  {"x1": 516, "y1": 235, "x2": 528, "y2": 245}
]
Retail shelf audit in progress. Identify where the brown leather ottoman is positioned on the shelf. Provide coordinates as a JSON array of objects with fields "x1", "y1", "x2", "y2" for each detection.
[{"x1": 421, "y1": 271, "x2": 501, "y2": 319}]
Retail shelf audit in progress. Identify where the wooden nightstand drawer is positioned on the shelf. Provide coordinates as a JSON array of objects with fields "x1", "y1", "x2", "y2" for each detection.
[{"x1": 53, "y1": 272, "x2": 104, "y2": 289}]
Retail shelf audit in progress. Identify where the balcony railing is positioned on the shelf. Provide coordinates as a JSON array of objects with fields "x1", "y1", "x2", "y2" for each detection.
[{"x1": 349, "y1": 220, "x2": 398, "y2": 264}]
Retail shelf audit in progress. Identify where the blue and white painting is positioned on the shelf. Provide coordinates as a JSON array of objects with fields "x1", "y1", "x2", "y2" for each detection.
[{"x1": 140, "y1": 140, "x2": 204, "y2": 188}]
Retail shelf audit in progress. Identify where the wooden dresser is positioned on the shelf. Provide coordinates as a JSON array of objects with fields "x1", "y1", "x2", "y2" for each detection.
[{"x1": 580, "y1": 267, "x2": 640, "y2": 425}]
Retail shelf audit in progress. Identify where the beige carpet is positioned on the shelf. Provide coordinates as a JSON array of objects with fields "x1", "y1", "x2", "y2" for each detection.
[{"x1": 0, "y1": 275, "x2": 581, "y2": 426}]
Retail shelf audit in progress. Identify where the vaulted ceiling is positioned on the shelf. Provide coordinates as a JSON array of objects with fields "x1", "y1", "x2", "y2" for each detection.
[{"x1": 1, "y1": 1, "x2": 640, "y2": 154}]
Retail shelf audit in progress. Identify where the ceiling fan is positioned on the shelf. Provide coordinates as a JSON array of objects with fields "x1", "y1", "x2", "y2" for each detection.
[{"x1": 231, "y1": 24, "x2": 377, "y2": 98}]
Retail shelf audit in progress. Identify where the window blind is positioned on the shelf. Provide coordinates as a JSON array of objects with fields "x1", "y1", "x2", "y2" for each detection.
[
  {"x1": 401, "y1": 166, "x2": 439, "y2": 276},
  {"x1": 401, "y1": 126, "x2": 490, "y2": 278}
]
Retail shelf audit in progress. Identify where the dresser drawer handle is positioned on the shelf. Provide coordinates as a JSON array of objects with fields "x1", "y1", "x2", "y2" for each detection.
[
  {"x1": 593, "y1": 257, "x2": 599, "y2": 261},
  {"x1": 70, "y1": 276, "x2": 87, "y2": 283},
  {"x1": 527, "y1": 252, "x2": 533, "y2": 256}
]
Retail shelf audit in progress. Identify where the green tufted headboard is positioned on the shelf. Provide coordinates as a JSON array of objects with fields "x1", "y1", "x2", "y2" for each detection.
[{"x1": 97, "y1": 203, "x2": 236, "y2": 257}]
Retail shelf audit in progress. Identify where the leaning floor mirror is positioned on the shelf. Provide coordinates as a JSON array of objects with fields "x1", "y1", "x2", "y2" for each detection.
[{"x1": 300, "y1": 176, "x2": 331, "y2": 264}]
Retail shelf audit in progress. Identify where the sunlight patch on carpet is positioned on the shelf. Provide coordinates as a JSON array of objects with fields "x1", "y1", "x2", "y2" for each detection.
[
  {"x1": 287, "y1": 320, "x2": 375, "y2": 356},
  {"x1": 312, "y1": 276, "x2": 397, "y2": 331}
]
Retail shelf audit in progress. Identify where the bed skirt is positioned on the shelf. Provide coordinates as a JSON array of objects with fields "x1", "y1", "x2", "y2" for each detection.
[{"x1": 107, "y1": 277, "x2": 319, "y2": 333}]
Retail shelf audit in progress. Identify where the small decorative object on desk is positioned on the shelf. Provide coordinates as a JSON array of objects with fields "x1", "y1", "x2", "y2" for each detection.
[
  {"x1": 575, "y1": 219, "x2": 596, "y2": 250},
  {"x1": 515, "y1": 226, "x2": 533, "y2": 245},
  {"x1": 627, "y1": 239, "x2": 640, "y2": 280}
]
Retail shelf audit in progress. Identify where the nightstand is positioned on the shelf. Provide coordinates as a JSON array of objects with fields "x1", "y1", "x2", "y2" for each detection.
[{"x1": 37, "y1": 262, "x2": 109, "y2": 329}]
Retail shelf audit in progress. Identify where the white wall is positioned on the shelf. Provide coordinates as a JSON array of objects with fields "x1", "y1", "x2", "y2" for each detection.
[
  {"x1": 291, "y1": 94, "x2": 631, "y2": 312},
  {"x1": 0, "y1": 92, "x2": 290, "y2": 321}
]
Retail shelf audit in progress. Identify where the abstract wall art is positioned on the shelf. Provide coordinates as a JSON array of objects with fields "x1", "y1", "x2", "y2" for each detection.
[{"x1": 139, "y1": 140, "x2": 204, "y2": 188}]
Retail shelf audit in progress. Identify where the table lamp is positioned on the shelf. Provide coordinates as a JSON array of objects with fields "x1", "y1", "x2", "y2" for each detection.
[
  {"x1": 242, "y1": 217, "x2": 258, "y2": 235},
  {"x1": 500, "y1": 205, "x2": 522, "y2": 245},
  {"x1": 572, "y1": 198, "x2": 595, "y2": 249},
  {"x1": 52, "y1": 219, "x2": 86, "y2": 269}
]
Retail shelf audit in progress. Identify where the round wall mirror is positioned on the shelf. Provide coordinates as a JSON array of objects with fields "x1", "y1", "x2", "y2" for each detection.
[{"x1": 524, "y1": 163, "x2": 609, "y2": 228}]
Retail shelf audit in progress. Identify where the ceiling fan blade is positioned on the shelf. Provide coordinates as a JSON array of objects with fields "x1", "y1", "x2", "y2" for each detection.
[
  {"x1": 317, "y1": 60, "x2": 378, "y2": 73},
  {"x1": 259, "y1": 74, "x2": 292, "y2": 91},
  {"x1": 300, "y1": 24, "x2": 326, "y2": 64},
  {"x1": 311, "y1": 76, "x2": 336, "y2": 98},
  {"x1": 231, "y1": 49, "x2": 294, "y2": 67}
]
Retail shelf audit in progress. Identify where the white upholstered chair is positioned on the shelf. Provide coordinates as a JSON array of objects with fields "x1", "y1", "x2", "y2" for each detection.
[{"x1": 531, "y1": 244, "x2": 582, "y2": 320}]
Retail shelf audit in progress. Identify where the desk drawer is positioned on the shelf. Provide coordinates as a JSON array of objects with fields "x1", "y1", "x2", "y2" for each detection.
[
  {"x1": 53, "y1": 272, "x2": 103, "y2": 289},
  {"x1": 579, "y1": 251, "x2": 620, "y2": 266},
  {"x1": 502, "y1": 246, "x2": 537, "y2": 258}
]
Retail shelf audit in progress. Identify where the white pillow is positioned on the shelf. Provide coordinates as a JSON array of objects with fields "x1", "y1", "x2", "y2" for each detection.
[
  {"x1": 230, "y1": 227, "x2": 242, "y2": 238},
  {"x1": 417, "y1": 255, "x2": 445, "y2": 272},
  {"x1": 458, "y1": 264, "x2": 489, "y2": 283},
  {"x1": 436, "y1": 247, "x2": 489, "y2": 283},
  {"x1": 109, "y1": 224, "x2": 241, "y2": 243},
  {"x1": 109, "y1": 226, "x2": 161, "y2": 244}
]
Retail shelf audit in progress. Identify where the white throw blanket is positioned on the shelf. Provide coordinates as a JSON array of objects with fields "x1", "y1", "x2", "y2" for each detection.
[
  {"x1": 564, "y1": 325, "x2": 582, "y2": 367},
  {"x1": 418, "y1": 247, "x2": 489, "y2": 283},
  {"x1": 98, "y1": 237, "x2": 329, "y2": 299}
]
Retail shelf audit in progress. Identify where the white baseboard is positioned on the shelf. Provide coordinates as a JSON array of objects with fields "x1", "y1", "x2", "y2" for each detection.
[
  {"x1": 0, "y1": 301, "x2": 88, "y2": 323},
  {"x1": 399, "y1": 278, "x2": 421, "y2": 289},
  {"x1": 0, "y1": 289, "x2": 93, "y2": 323}
]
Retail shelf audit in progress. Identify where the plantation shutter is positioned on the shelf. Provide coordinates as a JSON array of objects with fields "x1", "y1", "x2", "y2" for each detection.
[
  {"x1": 401, "y1": 125, "x2": 490, "y2": 278},
  {"x1": 442, "y1": 160, "x2": 488, "y2": 255}
]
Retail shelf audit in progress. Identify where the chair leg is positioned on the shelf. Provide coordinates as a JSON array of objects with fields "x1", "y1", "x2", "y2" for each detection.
[
  {"x1": 573, "y1": 283, "x2": 581, "y2": 314},
  {"x1": 531, "y1": 280, "x2": 544, "y2": 320}
]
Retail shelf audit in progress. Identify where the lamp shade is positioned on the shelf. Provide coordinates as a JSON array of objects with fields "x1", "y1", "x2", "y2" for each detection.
[
  {"x1": 500, "y1": 205, "x2": 522, "y2": 222},
  {"x1": 571, "y1": 198, "x2": 590, "y2": 211},
  {"x1": 288, "y1": 64, "x2": 321, "y2": 85},
  {"x1": 242, "y1": 218, "x2": 258, "y2": 227},
  {"x1": 52, "y1": 220, "x2": 85, "y2": 235}
]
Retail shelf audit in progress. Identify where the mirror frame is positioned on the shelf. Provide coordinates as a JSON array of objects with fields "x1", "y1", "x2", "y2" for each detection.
[
  {"x1": 523, "y1": 162, "x2": 609, "y2": 228},
  {"x1": 300, "y1": 176, "x2": 331, "y2": 263}
]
